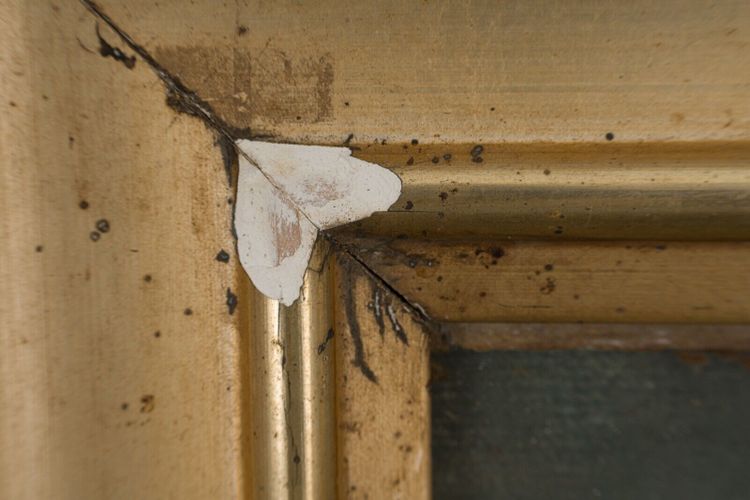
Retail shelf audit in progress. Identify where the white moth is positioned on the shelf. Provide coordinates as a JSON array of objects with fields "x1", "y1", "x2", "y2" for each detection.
[{"x1": 234, "y1": 140, "x2": 401, "y2": 305}]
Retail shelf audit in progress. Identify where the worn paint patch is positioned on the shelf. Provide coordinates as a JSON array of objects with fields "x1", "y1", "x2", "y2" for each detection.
[
  {"x1": 235, "y1": 140, "x2": 401, "y2": 305},
  {"x1": 153, "y1": 46, "x2": 334, "y2": 127}
]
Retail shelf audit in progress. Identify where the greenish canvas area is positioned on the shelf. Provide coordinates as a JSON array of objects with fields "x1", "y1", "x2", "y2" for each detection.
[{"x1": 431, "y1": 350, "x2": 750, "y2": 500}]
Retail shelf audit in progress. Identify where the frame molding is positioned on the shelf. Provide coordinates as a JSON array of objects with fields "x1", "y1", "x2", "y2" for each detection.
[{"x1": 247, "y1": 140, "x2": 750, "y2": 497}]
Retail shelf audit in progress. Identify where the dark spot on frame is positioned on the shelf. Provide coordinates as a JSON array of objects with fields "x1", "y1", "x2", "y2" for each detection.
[
  {"x1": 475, "y1": 247, "x2": 504, "y2": 263},
  {"x1": 431, "y1": 156, "x2": 439, "y2": 164},
  {"x1": 121, "y1": 403, "x2": 129, "y2": 411},
  {"x1": 237, "y1": 25, "x2": 248, "y2": 36},
  {"x1": 226, "y1": 288, "x2": 238, "y2": 315},
  {"x1": 96, "y1": 219, "x2": 110, "y2": 233},
  {"x1": 544, "y1": 264, "x2": 554, "y2": 271},
  {"x1": 406, "y1": 157, "x2": 414, "y2": 166},
  {"x1": 470, "y1": 144, "x2": 484, "y2": 158},
  {"x1": 215, "y1": 249, "x2": 230, "y2": 263},
  {"x1": 89, "y1": 231, "x2": 100, "y2": 242},
  {"x1": 540, "y1": 277, "x2": 556, "y2": 295},
  {"x1": 35, "y1": 245, "x2": 43, "y2": 253},
  {"x1": 605, "y1": 132, "x2": 615, "y2": 141},
  {"x1": 343, "y1": 133, "x2": 354, "y2": 146},
  {"x1": 443, "y1": 153, "x2": 452, "y2": 161},
  {"x1": 153, "y1": 331, "x2": 161, "y2": 338},
  {"x1": 143, "y1": 274, "x2": 152, "y2": 282},
  {"x1": 79, "y1": 200, "x2": 89, "y2": 209},
  {"x1": 439, "y1": 192, "x2": 448, "y2": 201},
  {"x1": 184, "y1": 308, "x2": 193, "y2": 316},
  {"x1": 140, "y1": 394, "x2": 155, "y2": 413},
  {"x1": 411, "y1": 139, "x2": 419, "y2": 145},
  {"x1": 95, "y1": 24, "x2": 136, "y2": 69},
  {"x1": 543, "y1": 169, "x2": 551, "y2": 175},
  {"x1": 404, "y1": 200, "x2": 414, "y2": 210},
  {"x1": 471, "y1": 156, "x2": 483, "y2": 163}
]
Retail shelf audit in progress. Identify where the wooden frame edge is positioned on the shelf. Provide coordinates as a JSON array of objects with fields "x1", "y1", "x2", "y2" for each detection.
[{"x1": 245, "y1": 239, "x2": 337, "y2": 499}]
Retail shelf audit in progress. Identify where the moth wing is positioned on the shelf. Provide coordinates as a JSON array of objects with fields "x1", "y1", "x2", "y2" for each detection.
[
  {"x1": 236, "y1": 140, "x2": 401, "y2": 229},
  {"x1": 234, "y1": 155, "x2": 318, "y2": 306}
]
